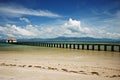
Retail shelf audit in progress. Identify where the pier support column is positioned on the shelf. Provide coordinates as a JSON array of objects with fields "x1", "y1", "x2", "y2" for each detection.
[
  {"x1": 66, "y1": 44, "x2": 68, "y2": 48},
  {"x1": 118, "y1": 45, "x2": 120, "y2": 52},
  {"x1": 63, "y1": 44, "x2": 64, "y2": 48},
  {"x1": 57, "y1": 44, "x2": 58, "y2": 48},
  {"x1": 69, "y1": 44, "x2": 71, "y2": 49},
  {"x1": 60, "y1": 44, "x2": 61, "y2": 48},
  {"x1": 49, "y1": 43, "x2": 51, "y2": 47},
  {"x1": 92, "y1": 45, "x2": 94, "y2": 50},
  {"x1": 48, "y1": 44, "x2": 50, "y2": 47},
  {"x1": 98, "y1": 44, "x2": 100, "y2": 51},
  {"x1": 77, "y1": 44, "x2": 79, "y2": 49},
  {"x1": 54, "y1": 44, "x2": 55, "y2": 47},
  {"x1": 104, "y1": 45, "x2": 107, "y2": 51},
  {"x1": 87, "y1": 44, "x2": 89, "y2": 50},
  {"x1": 111, "y1": 45, "x2": 114, "y2": 51},
  {"x1": 73, "y1": 44, "x2": 75, "y2": 49},
  {"x1": 50, "y1": 43, "x2": 52, "y2": 47},
  {"x1": 82, "y1": 44, "x2": 84, "y2": 50}
]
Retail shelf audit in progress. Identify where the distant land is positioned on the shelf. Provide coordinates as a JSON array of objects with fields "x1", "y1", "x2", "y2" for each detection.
[{"x1": 0, "y1": 37, "x2": 120, "y2": 43}]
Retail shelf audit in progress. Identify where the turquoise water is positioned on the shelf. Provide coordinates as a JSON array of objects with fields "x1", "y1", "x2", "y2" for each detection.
[{"x1": 0, "y1": 43, "x2": 37, "y2": 51}]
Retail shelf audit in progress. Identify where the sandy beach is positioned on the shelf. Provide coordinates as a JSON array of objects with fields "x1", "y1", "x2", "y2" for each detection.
[{"x1": 0, "y1": 44, "x2": 120, "y2": 80}]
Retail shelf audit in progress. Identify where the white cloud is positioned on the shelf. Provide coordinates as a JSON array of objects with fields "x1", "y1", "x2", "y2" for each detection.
[
  {"x1": 63, "y1": 18, "x2": 92, "y2": 35},
  {"x1": 0, "y1": 18, "x2": 120, "y2": 39},
  {"x1": 0, "y1": 24, "x2": 35, "y2": 38},
  {"x1": 20, "y1": 17, "x2": 30, "y2": 23},
  {"x1": 81, "y1": 9, "x2": 120, "y2": 36},
  {"x1": 64, "y1": 18, "x2": 81, "y2": 32},
  {"x1": 0, "y1": 4, "x2": 61, "y2": 18}
]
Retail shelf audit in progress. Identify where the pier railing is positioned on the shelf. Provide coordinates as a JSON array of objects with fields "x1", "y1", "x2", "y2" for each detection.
[{"x1": 13, "y1": 42, "x2": 120, "y2": 52}]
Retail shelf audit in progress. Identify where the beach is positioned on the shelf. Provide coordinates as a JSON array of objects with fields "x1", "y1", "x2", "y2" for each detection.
[{"x1": 0, "y1": 44, "x2": 120, "y2": 80}]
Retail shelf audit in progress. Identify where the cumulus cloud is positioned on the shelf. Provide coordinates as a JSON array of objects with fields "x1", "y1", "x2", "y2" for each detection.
[
  {"x1": 0, "y1": 24, "x2": 35, "y2": 38},
  {"x1": 63, "y1": 18, "x2": 92, "y2": 34},
  {"x1": 0, "y1": 4, "x2": 61, "y2": 18},
  {"x1": 20, "y1": 17, "x2": 30, "y2": 23},
  {"x1": 0, "y1": 18, "x2": 120, "y2": 39},
  {"x1": 64, "y1": 18, "x2": 81, "y2": 32}
]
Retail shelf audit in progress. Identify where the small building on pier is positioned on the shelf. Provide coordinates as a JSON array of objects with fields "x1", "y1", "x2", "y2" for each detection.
[{"x1": 6, "y1": 38, "x2": 17, "y2": 43}]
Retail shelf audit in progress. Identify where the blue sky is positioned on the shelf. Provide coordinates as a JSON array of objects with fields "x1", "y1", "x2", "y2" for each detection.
[{"x1": 0, "y1": 0, "x2": 120, "y2": 39}]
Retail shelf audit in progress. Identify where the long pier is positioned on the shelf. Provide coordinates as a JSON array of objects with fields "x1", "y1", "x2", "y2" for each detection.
[{"x1": 12, "y1": 42, "x2": 120, "y2": 52}]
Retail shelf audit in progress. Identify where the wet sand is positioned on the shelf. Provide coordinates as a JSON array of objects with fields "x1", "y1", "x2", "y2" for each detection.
[{"x1": 0, "y1": 45, "x2": 120, "y2": 80}]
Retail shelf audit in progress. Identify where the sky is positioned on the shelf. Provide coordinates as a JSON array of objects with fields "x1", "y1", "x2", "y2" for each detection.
[{"x1": 0, "y1": 0, "x2": 120, "y2": 39}]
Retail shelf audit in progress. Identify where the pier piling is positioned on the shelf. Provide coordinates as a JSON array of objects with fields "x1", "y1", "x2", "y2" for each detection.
[{"x1": 14, "y1": 42, "x2": 120, "y2": 52}]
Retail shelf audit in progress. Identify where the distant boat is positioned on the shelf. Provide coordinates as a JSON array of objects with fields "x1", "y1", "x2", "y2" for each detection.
[{"x1": 6, "y1": 38, "x2": 17, "y2": 43}]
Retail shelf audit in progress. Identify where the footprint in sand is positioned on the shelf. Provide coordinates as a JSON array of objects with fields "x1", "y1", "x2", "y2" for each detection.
[
  {"x1": 28, "y1": 65, "x2": 32, "y2": 67},
  {"x1": 91, "y1": 72, "x2": 99, "y2": 76},
  {"x1": 108, "y1": 75, "x2": 120, "y2": 78},
  {"x1": 34, "y1": 65, "x2": 42, "y2": 68},
  {"x1": 18, "y1": 65, "x2": 26, "y2": 67},
  {"x1": 61, "y1": 69, "x2": 68, "y2": 72},
  {"x1": 69, "y1": 70, "x2": 78, "y2": 73},
  {"x1": 9, "y1": 64, "x2": 16, "y2": 66},
  {"x1": 79, "y1": 71, "x2": 87, "y2": 75},
  {"x1": 0, "y1": 63, "x2": 6, "y2": 66},
  {"x1": 48, "y1": 67, "x2": 58, "y2": 70}
]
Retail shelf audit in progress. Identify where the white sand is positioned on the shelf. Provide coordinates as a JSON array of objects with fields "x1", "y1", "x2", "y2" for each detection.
[{"x1": 0, "y1": 46, "x2": 120, "y2": 80}]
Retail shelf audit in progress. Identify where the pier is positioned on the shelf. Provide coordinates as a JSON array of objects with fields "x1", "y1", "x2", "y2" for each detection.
[{"x1": 12, "y1": 42, "x2": 120, "y2": 52}]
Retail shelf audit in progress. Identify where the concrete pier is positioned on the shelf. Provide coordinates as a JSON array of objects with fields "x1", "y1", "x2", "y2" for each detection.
[{"x1": 13, "y1": 42, "x2": 120, "y2": 52}]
